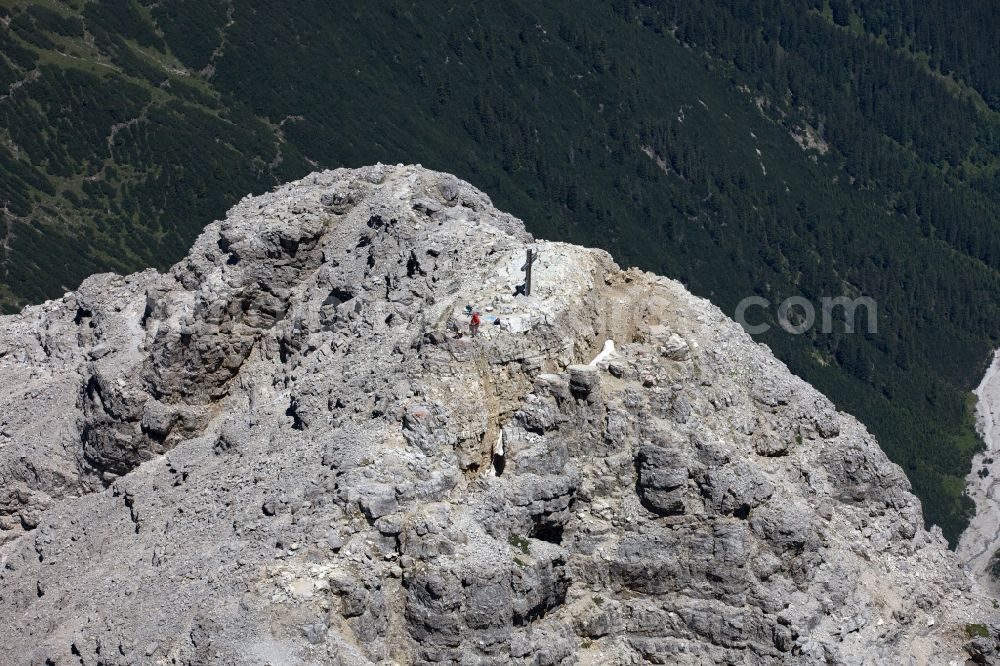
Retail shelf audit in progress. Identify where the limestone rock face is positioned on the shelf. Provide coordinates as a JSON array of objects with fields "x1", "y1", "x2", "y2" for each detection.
[{"x1": 0, "y1": 165, "x2": 996, "y2": 665}]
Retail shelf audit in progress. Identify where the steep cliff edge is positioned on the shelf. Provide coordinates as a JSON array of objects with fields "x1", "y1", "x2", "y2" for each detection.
[{"x1": 0, "y1": 165, "x2": 996, "y2": 665}]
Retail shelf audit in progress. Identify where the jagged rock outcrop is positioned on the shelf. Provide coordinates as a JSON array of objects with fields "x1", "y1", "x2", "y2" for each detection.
[{"x1": 0, "y1": 165, "x2": 997, "y2": 664}]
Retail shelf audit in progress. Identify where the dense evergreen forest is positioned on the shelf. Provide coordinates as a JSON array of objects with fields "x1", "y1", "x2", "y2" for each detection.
[{"x1": 1, "y1": 0, "x2": 999, "y2": 545}]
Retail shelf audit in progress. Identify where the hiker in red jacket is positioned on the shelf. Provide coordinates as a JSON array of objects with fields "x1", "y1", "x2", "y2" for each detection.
[{"x1": 470, "y1": 311, "x2": 482, "y2": 337}]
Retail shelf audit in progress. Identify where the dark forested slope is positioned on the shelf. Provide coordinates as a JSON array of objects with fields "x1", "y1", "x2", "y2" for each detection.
[{"x1": 1, "y1": 0, "x2": 999, "y2": 544}]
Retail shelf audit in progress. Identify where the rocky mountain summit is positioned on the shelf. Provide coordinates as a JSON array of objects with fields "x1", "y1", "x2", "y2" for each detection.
[{"x1": 0, "y1": 165, "x2": 997, "y2": 665}]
